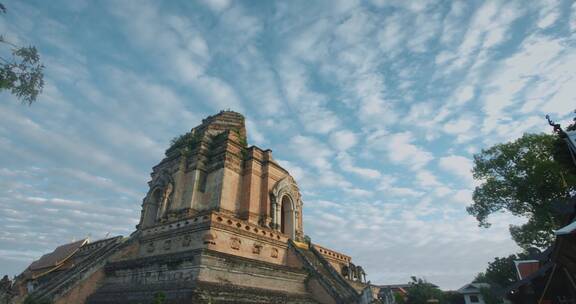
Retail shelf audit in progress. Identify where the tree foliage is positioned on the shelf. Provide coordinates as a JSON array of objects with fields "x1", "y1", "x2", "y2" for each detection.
[
  {"x1": 0, "y1": 3, "x2": 44, "y2": 105},
  {"x1": 474, "y1": 253, "x2": 528, "y2": 288},
  {"x1": 467, "y1": 133, "x2": 576, "y2": 249},
  {"x1": 473, "y1": 253, "x2": 532, "y2": 304},
  {"x1": 405, "y1": 277, "x2": 445, "y2": 304},
  {"x1": 479, "y1": 287, "x2": 504, "y2": 304},
  {"x1": 153, "y1": 291, "x2": 166, "y2": 304}
]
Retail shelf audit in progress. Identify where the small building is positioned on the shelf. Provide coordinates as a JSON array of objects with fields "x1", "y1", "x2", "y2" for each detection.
[{"x1": 457, "y1": 283, "x2": 489, "y2": 304}]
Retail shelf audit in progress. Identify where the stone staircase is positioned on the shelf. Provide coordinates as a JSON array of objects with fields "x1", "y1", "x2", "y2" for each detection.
[
  {"x1": 29, "y1": 236, "x2": 126, "y2": 301},
  {"x1": 289, "y1": 241, "x2": 359, "y2": 304}
]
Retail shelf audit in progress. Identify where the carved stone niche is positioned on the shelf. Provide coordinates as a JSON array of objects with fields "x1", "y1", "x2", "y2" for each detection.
[
  {"x1": 270, "y1": 247, "x2": 279, "y2": 258},
  {"x1": 341, "y1": 265, "x2": 349, "y2": 277},
  {"x1": 163, "y1": 239, "x2": 172, "y2": 251},
  {"x1": 252, "y1": 243, "x2": 263, "y2": 254},
  {"x1": 182, "y1": 235, "x2": 192, "y2": 247},
  {"x1": 146, "y1": 242, "x2": 155, "y2": 253},
  {"x1": 230, "y1": 237, "x2": 241, "y2": 250}
]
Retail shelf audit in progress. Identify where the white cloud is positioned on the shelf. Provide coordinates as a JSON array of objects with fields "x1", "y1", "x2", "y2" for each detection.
[
  {"x1": 416, "y1": 170, "x2": 441, "y2": 187},
  {"x1": 343, "y1": 187, "x2": 374, "y2": 198},
  {"x1": 443, "y1": 116, "x2": 475, "y2": 135},
  {"x1": 481, "y1": 35, "x2": 576, "y2": 137},
  {"x1": 276, "y1": 159, "x2": 306, "y2": 185},
  {"x1": 289, "y1": 135, "x2": 333, "y2": 170},
  {"x1": 278, "y1": 60, "x2": 340, "y2": 134},
  {"x1": 191, "y1": 76, "x2": 245, "y2": 112},
  {"x1": 439, "y1": 1, "x2": 467, "y2": 46},
  {"x1": 537, "y1": 0, "x2": 561, "y2": 29},
  {"x1": 337, "y1": 153, "x2": 381, "y2": 180},
  {"x1": 453, "y1": 85, "x2": 475, "y2": 105},
  {"x1": 329, "y1": 130, "x2": 358, "y2": 151},
  {"x1": 280, "y1": 138, "x2": 352, "y2": 190},
  {"x1": 440, "y1": 1, "x2": 522, "y2": 76},
  {"x1": 389, "y1": 187, "x2": 424, "y2": 197},
  {"x1": 451, "y1": 189, "x2": 473, "y2": 205},
  {"x1": 438, "y1": 155, "x2": 474, "y2": 185},
  {"x1": 433, "y1": 186, "x2": 453, "y2": 197},
  {"x1": 200, "y1": 0, "x2": 231, "y2": 12},
  {"x1": 369, "y1": 132, "x2": 434, "y2": 170},
  {"x1": 571, "y1": 1, "x2": 576, "y2": 32},
  {"x1": 245, "y1": 119, "x2": 265, "y2": 145}
]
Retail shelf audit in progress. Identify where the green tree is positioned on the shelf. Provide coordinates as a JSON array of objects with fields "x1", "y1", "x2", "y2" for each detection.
[
  {"x1": 473, "y1": 253, "x2": 533, "y2": 304},
  {"x1": 405, "y1": 277, "x2": 445, "y2": 304},
  {"x1": 394, "y1": 291, "x2": 406, "y2": 304},
  {"x1": 467, "y1": 133, "x2": 576, "y2": 249},
  {"x1": 153, "y1": 291, "x2": 166, "y2": 304},
  {"x1": 478, "y1": 287, "x2": 504, "y2": 304},
  {"x1": 0, "y1": 3, "x2": 44, "y2": 105},
  {"x1": 443, "y1": 291, "x2": 464, "y2": 304},
  {"x1": 474, "y1": 253, "x2": 528, "y2": 288}
]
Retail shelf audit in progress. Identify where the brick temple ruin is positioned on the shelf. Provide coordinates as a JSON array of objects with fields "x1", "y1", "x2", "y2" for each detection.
[{"x1": 4, "y1": 111, "x2": 374, "y2": 304}]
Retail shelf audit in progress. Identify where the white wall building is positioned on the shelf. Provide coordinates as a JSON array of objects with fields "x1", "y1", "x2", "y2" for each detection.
[{"x1": 457, "y1": 283, "x2": 490, "y2": 304}]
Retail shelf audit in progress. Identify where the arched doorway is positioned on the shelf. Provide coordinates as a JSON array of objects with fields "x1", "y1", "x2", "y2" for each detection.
[
  {"x1": 280, "y1": 195, "x2": 295, "y2": 239},
  {"x1": 143, "y1": 189, "x2": 162, "y2": 226}
]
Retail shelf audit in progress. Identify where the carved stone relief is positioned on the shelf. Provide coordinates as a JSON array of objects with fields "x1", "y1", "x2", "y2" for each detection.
[
  {"x1": 182, "y1": 235, "x2": 192, "y2": 247},
  {"x1": 252, "y1": 243, "x2": 262, "y2": 254},
  {"x1": 163, "y1": 239, "x2": 172, "y2": 251},
  {"x1": 230, "y1": 237, "x2": 241, "y2": 250},
  {"x1": 270, "y1": 247, "x2": 278, "y2": 258},
  {"x1": 128, "y1": 269, "x2": 194, "y2": 284},
  {"x1": 146, "y1": 242, "x2": 155, "y2": 253}
]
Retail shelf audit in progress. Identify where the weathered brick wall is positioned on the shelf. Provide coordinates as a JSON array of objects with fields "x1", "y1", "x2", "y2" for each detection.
[{"x1": 54, "y1": 269, "x2": 104, "y2": 304}]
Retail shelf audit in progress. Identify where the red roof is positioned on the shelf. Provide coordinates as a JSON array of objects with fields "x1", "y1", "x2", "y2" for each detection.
[{"x1": 514, "y1": 260, "x2": 540, "y2": 280}]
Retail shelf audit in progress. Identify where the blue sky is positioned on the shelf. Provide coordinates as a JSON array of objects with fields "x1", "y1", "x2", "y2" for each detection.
[{"x1": 0, "y1": 0, "x2": 575, "y2": 290}]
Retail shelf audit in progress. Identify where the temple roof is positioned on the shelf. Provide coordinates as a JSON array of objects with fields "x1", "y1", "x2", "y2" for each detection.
[
  {"x1": 28, "y1": 239, "x2": 88, "y2": 271},
  {"x1": 556, "y1": 220, "x2": 576, "y2": 235}
]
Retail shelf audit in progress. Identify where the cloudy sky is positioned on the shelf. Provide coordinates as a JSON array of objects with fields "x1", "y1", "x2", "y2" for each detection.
[{"x1": 1, "y1": 0, "x2": 575, "y2": 290}]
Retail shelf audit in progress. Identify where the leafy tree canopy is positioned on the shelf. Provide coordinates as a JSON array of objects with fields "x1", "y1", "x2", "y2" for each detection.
[
  {"x1": 467, "y1": 132, "x2": 576, "y2": 249},
  {"x1": 0, "y1": 3, "x2": 44, "y2": 105},
  {"x1": 473, "y1": 252, "x2": 535, "y2": 304},
  {"x1": 405, "y1": 276, "x2": 445, "y2": 304},
  {"x1": 474, "y1": 253, "x2": 528, "y2": 288}
]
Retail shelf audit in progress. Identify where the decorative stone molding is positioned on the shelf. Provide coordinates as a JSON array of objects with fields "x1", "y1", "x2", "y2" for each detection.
[
  {"x1": 270, "y1": 176, "x2": 301, "y2": 206},
  {"x1": 270, "y1": 176, "x2": 303, "y2": 237},
  {"x1": 211, "y1": 212, "x2": 288, "y2": 245},
  {"x1": 203, "y1": 232, "x2": 216, "y2": 245},
  {"x1": 163, "y1": 239, "x2": 172, "y2": 251}
]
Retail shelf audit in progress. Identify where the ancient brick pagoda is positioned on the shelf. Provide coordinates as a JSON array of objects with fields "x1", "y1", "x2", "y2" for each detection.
[{"x1": 9, "y1": 111, "x2": 373, "y2": 304}]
